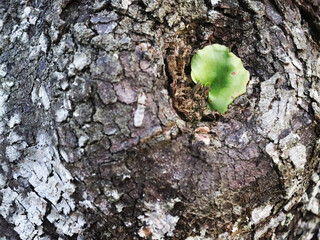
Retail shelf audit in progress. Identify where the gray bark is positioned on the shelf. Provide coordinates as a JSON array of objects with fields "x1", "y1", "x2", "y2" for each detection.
[{"x1": 0, "y1": 0, "x2": 319, "y2": 239}]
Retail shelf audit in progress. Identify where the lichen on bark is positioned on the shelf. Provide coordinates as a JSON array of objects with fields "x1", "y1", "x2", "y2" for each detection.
[{"x1": 0, "y1": 0, "x2": 319, "y2": 239}]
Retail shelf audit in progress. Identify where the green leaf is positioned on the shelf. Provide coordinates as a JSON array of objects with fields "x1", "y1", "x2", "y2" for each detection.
[{"x1": 191, "y1": 44, "x2": 250, "y2": 114}]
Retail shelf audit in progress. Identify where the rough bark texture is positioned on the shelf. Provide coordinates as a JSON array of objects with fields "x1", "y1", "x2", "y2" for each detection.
[{"x1": 0, "y1": 0, "x2": 320, "y2": 239}]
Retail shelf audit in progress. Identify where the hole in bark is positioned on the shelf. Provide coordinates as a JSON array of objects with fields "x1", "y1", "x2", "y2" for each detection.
[
  {"x1": 166, "y1": 53, "x2": 211, "y2": 122},
  {"x1": 164, "y1": 4, "x2": 261, "y2": 122},
  {"x1": 165, "y1": 23, "x2": 214, "y2": 122}
]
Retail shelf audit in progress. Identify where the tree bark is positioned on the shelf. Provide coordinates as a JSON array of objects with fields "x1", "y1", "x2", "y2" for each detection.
[{"x1": 0, "y1": 0, "x2": 320, "y2": 239}]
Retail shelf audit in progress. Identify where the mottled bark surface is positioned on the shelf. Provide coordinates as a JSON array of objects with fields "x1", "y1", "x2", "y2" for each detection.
[{"x1": 0, "y1": 0, "x2": 320, "y2": 239}]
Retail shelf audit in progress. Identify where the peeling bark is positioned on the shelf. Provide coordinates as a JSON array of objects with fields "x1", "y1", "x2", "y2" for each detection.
[{"x1": 0, "y1": 0, "x2": 320, "y2": 239}]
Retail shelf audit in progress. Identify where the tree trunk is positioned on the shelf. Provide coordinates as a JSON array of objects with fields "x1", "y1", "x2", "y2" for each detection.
[{"x1": 0, "y1": 0, "x2": 320, "y2": 239}]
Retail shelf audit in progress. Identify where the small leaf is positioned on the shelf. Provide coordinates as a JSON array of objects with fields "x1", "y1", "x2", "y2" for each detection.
[{"x1": 191, "y1": 44, "x2": 250, "y2": 114}]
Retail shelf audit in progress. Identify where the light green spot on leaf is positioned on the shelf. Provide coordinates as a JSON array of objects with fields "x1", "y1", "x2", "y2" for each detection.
[{"x1": 191, "y1": 44, "x2": 250, "y2": 114}]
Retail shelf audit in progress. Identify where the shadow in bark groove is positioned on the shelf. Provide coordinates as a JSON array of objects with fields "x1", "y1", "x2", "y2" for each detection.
[{"x1": 0, "y1": 215, "x2": 21, "y2": 239}]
